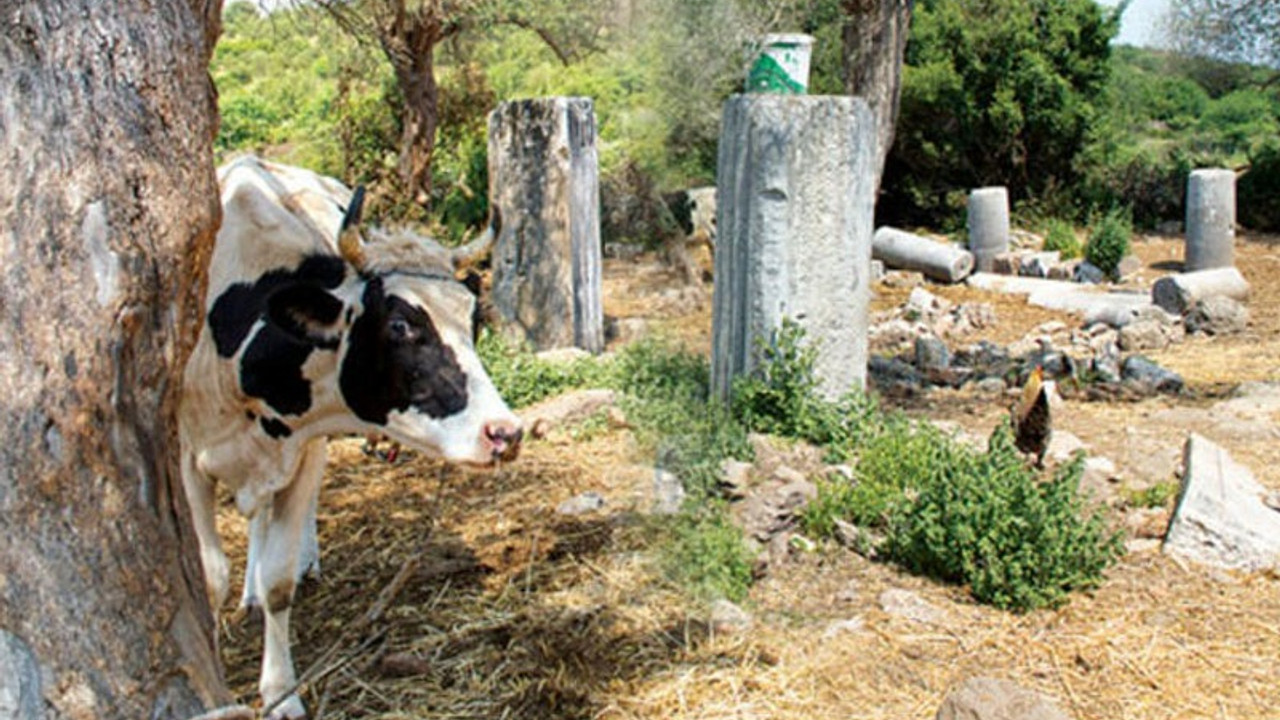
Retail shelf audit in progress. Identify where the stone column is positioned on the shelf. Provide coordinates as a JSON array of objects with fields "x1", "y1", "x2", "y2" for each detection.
[
  {"x1": 487, "y1": 97, "x2": 604, "y2": 353},
  {"x1": 967, "y1": 186, "x2": 1010, "y2": 272},
  {"x1": 872, "y1": 226, "x2": 974, "y2": 283},
  {"x1": 1185, "y1": 169, "x2": 1236, "y2": 271},
  {"x1": 711, "y1": 94, "x2": 876, "y2": 403}
]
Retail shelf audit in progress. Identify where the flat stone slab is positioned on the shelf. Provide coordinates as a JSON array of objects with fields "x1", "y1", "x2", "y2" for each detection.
[
  {"x1": 966, "y1": 273, "x2": 1153, "y2": 319},
  {"x1": 1164, "y1": 433, "x2": 1280, "y2": 572}
]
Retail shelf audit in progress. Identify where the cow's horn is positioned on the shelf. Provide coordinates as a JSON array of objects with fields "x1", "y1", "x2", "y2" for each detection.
[
  {"x1": 450, "y1": 205, "x2": 502, "y2": 270},
  {"x1": 338, "y1": 185, "x2": 367, "y2": 269}
]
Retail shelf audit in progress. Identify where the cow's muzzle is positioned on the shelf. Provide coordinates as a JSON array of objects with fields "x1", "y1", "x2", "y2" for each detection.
[{"x1": 484, "y1": 421, "x2": 523, "y2": 463}]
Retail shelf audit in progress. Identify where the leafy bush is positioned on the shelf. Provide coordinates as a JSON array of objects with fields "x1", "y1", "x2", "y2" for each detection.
[
  {"x1": 884, "y1": 423, "x2": 1123, "y2": 611},
  {"x1": 1042, "y1": 219, "x2": 1081, "y2": 259},
  {"x1": 475, "y1": 329, "x2": 613, "y2": 409},
  {"x1": 1085, "y1": 210, "x2": 1132, "y2": 277},
  {"x1": 1239, "y1": 141, "x2": 1280, "y2": 232},
  {"x1": 663, "y1": 505, "x2": 756, "y2": 602},
  {"x1": 879, "y1": 0, "x2": 1121, "y2": 227}
]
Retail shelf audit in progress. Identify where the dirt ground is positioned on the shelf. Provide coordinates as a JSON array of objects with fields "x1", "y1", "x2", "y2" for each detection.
[{"x1": 218, "y1": 232, "x2": 1280, "y2": 719}]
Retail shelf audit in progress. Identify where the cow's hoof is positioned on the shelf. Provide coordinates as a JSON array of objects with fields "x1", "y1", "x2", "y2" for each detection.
[{"x1": 265, "y1": 694, "x2": 306, "y2": 720}]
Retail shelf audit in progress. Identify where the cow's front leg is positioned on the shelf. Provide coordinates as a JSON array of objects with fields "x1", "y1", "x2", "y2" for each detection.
[
  {"x1": 257, "y1": 439, "x2": 327, "y2": 719},
  {"x1": 182, "y1": 452, "x2": 230, "y2": 612}
]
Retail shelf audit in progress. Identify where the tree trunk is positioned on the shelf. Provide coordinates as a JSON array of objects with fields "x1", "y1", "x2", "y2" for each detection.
[
  {"x1": 0, "y1": 2, "x2": 230, "y2": 718},
  {"x1": 842, "y1": 0, "x2": 914, "y2": 189},
  {"x1": 394, "y1": 50, "x2": 441, "y2": 209},
  {"x1": 383, "y1": 19, "x2": 443, "y2": 211}
]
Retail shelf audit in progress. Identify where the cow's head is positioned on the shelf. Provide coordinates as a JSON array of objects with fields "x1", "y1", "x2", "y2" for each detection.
[{"x1": 265, "y1": 188, "x2": 521, "y2": 465}]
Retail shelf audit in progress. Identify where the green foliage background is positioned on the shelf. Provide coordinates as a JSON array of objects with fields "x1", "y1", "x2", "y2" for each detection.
[{"x1": 213, "y1": 0, "x2": 1280, "y2": 234}]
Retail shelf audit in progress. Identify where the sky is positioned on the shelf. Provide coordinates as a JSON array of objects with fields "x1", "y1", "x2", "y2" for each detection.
[{"x1": 1102, "y1": 0, "x2": 1175, "y2": 48}]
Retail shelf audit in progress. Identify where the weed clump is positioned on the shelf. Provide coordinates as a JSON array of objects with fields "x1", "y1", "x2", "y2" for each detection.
[
  {"x1": 1085, "y1": 210, "x2": 1132, "y2": 277},
  {"x1": 1043, "y1": 219, "x2": 1082, "y2": 259}
]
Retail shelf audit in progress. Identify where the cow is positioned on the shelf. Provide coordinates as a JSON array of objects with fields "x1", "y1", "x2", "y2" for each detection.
[{"x1": 179, "y1": 156, "x2": 522, "y2": 719}]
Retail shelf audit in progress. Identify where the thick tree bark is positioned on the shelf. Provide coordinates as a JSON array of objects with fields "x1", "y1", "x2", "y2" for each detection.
[
  {"x1": 842, "y1": 0, "x2": 914, "y2": 189},
  {"x1": 0, "y1": 2, "x2": 229, "y2": 718},
  {"x1": 387, "y1": 35, "x2": 442, "y2": 209}
]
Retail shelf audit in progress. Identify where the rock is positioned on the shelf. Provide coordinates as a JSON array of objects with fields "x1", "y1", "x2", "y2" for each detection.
[
  {"x1": 1185, "y1": 295, "x2": 1248, "y2": 335},
  {"x1": 1115, "y1": 254, "x2": 1143, "y2": 280},
  {"x1": 871, "y1": 258, "x2": 886, "y2": 282},
  {"x1": 1046, "y1": 430, "x2": 1086, "y2": 463},
  {"x1": 1121, "y1": 356, "x2": 1183, "y2": 394},
  {"x1": 833, "y1": 519, "x2": 881, "y2": 558},
  {"x1": 710, "y1": 599, "x2": 752, "y2": 633},
  {"x1": 522, "y1": 389, "x2": 619, "y2": 438},
  {"x1": 914, "y1": 335, "x2": 951, "y2": 370},
  {"x1": 951, "y1": 303, "x2": 997, "y2": 334},
  {"x1": 735, "y1": 475, "x2": 819, "y2": 542},
  {"x1": 1047, "y1": 262, "x2": 1077, "y2": 280},
  {"x1": 556, "y1": 492, "x2": 606, "y2": 516},
  {"x1": 879, "y1": 588, "x2": 944, "y2": 625},
  {"x1": 869, "y1": 355, "x2": 923, "y2": 389},
  {"x1": 991, "y1": 251, "x2": 1023, "y2": 276},
  {"x1": 535, "y1": 347, "x2": 593, "y2": 364},
  {"x1": 1019, "y1": 251, "x2": 1061, "y2": 278},
  {"x1": 821, "y1": 616, "x2": 866, "y2": 639},
  {"x1": 906, "y1": 286, "x2": 950, "y2": 320},
  {"x1": 975, "y1": 376, "x2": 1008, "y2": 394},
  {"x1": 1118, "y1": 318, "x2": 1174, "y2": 351},
  {"x1": 720, "y1": 459, "x2": 753, "y2": 498},
  {"x1": 1164, "y1": 433, "x2": 1280, "y2": 571},
  {"x1": 652, "y1": 469, "x2": 685, "y2": 515},
  {"x1": 747, "y1": 434, "x2": 827, "y2": 478},
  {"x1": 1074, "y1": 261, "x2": 1106, "y2": 284},
  {"x1": 936, "y1": 677, "x2": 1071, "y2": 720}
]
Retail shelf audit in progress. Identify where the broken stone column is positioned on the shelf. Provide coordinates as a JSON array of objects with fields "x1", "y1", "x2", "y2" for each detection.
[
  {"x1": 711, "y1": 94, "x2": 876, "y2": 402},
  {"x1": 1165, "y1": 433, "x2": 1280, "y2": 571},
  {"x1": 1151, "y1": 266, "x2": 1249, "y2": 315},
  {"x1": 967, "y1": 187, "x2": 1009, "y2": 273},
  {"x1": 872, "y1": 227, "x2": 974, "y2": 283},
  {"x1": 1185, "y1": 169, "x2": 1236, "y2": 271},
  {"x1": 487, "y1": 97, "x2": 604, "y2": 353}
]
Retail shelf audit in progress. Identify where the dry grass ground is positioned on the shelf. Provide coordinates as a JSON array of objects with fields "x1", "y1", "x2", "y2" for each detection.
[{"x1": 217, "y1": 233, "x2": 1280, "y2": 719}]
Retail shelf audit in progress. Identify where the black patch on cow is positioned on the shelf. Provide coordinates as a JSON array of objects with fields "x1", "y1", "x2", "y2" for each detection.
[
  {"x1": 259, "y1": 416, "x2": 292, "y2": 439},
  {"x1": 241, "y1": 326, "x2": 317, "y2": 416},
  {"x1": 266, "y1": 283, "x2": 344, "y2": 349},
  {"x1": 208, "y1": 255, "x2": 346, "y2": 358},
  {"x1": 340, "y1": 277, "x2": 469, "y2": 425}
]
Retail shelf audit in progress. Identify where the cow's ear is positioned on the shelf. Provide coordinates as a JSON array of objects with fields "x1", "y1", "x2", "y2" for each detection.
[{"x1": 266, "y1": 283, "x2": 345, "y2": 346}]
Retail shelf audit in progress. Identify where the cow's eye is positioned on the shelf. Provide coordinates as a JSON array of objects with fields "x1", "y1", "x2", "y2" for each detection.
[{"x1": 388, "y1": 318, "x2": 412, "y2": 341}]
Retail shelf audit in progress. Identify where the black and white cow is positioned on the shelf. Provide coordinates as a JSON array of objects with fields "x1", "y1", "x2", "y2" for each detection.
[{"x1": 179, "y1": 156, "x2": 522, "y2": 719}]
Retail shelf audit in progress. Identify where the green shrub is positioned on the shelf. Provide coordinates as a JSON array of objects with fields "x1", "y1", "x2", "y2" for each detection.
[
  {"x1": 1042, "y1": 219, "x2": 1082, "y2": 259},
  {"x1": 883, "y1": 423, "x2": 1124, "y2": 611},
  {"x1": 1239, "y1": 141, "x2": 1280, "y2": 232},
  {"x1": 475, "y1": 329, "x2": 613, "y2": 409},
  {"x1": 1085, "y1": 210, "x2": 1132, "y2": 277},
  {"x1": 663, "y1": 505, "x2": 755, "y2": 602}
]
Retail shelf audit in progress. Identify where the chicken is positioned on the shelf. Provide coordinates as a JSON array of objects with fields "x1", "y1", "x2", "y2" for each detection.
[{"x1": 1011, "y1": 365, "x2": 1054, "y2": 468}]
